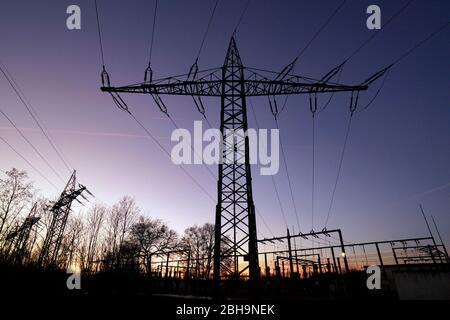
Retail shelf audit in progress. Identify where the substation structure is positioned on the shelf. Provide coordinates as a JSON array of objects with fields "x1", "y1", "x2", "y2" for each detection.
[{"x1": 109, "y1": 228, "x2": 449, "y2": 283}]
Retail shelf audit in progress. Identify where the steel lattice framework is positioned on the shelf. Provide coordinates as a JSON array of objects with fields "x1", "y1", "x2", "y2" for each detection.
[
  {"x1": 38, "y1": 170, "x2": 87, "y2": 268},
  {"x1": 101, "y1": 37, "x2": 373, "y2": 285},
  {"x1": 4, "y1": 204, "x2": 40, "y2": 265}
]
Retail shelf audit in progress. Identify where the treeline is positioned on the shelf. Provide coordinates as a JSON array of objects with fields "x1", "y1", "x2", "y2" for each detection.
[{"x1": 0, "y1": 168, "x2": 215, "y2": 279}]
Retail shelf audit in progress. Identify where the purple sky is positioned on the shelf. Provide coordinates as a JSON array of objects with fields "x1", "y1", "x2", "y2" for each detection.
[{"x1": 0, "y1": 0, "x2": 449, "y2": 248}]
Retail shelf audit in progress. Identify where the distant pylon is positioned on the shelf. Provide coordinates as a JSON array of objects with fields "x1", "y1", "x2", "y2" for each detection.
[
  {"x1": 4, "y1": 204, "x2": 40, "y2": 265},
  {"x1": 38, "y1": 170, "x2": 88, "y2": 268}
]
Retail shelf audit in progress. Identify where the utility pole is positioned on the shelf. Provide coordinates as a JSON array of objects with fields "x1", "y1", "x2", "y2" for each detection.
[{"x1": 101, "y1": 37, "x2": 372, "y2": 287}]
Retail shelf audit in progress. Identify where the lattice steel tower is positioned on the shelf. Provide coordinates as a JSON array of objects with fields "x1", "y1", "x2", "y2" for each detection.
[
  {"x1": 101, "y1": 37, "x2": 371, "y2": 285},
  {"x1": 38, "y1": 170, "x2": 87, "y2": 268}
]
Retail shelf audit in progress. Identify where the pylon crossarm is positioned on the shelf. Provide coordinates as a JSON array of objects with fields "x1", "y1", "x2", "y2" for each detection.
[
  {"x1": 101, "y1": 80, "x2": 223, "y2": 96},
  {"x1": 102, "y1": 79, "x2": 367, "y2": 97},
  {"x1": 243, "y1": 80, "x2": 367, "y2": 96}
]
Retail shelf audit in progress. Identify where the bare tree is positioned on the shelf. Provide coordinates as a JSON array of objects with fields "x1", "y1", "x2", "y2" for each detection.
[
  {"x1": 128, "y1": 216, "x2": 178, "y2": 274},
  {"x1": 62, "y1": 215, "x2": 84, "y2": 269},
  {"x1": 181, "y1": 223, "x2": 215, "y2": 279},
  {"x1": 83, "y1": 204, "x2": 106, "y2": 271},
  {"x1": 104, "y1": 203, "x2": 121, "y2": 263},
  {"x1": 0, "y1": 169, "x2": 33, "y2": 242},
  {"x1": 106, "y1": 196, "x2": 139, "y2": 267}
]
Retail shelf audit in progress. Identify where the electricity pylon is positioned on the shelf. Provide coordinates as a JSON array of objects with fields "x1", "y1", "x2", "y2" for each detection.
[
  {"x1": 4, "y1": 204, "x2": 40, "y2": 265},
  {"x1": 38, "y1": 170, "x2": 91, "y2": 268},
  {"x1": 101, "y1": 37, "x2": 372, "y2": 286}
]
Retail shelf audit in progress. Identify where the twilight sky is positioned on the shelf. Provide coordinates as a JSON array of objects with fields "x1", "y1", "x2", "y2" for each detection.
[{"x1": 0, "y1": 0, "x2": 449, "y2": 247}]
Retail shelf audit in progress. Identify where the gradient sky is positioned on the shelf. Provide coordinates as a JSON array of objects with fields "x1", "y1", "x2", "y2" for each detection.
[{"x1": 0, "y1": 0, "x2": 449, "y2": 248}]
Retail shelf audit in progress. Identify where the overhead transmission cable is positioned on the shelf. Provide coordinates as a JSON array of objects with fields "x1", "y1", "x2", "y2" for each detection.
[
  {"x1": 345, "y1": 0, "x2": 415, "y2": 62},
  {"x1": 148, "y1": 0, "x2": 158, "y2": 65},
  {"x1": 390, "y1": 20, "x2": 450, "y2": 67},
  {"x1": 263, "y1": 0, "x2": 348, "y2": 232},
  {"x1": 329, "y1": 0, "x2": 415, "y2": 114},
  {"x1": 296, "y1": 0, "x2": 347, "y2": 61},
  {"x1": 279, "y1": 0, "x2": 414, "y2": 117},
  {"x1": 275, "y1": 118, "x2": 301, "y2": 232},
  {"x1": 324, "y1": 19, "x2": 450, "y2": 228},
  {"x1": 0, "y1": 135, "x2": 60, "y2": 191},
  {"x1": 185, "y1": 0, "x2": 220, "y2": 127},
  {"x1": 249, "y1": 99, "x2": 288, "y2": 229},
  {"x1": 323, "y1": 115, "x2": 352, "y2": 227},
  {"x1": 186, "y1": 0, "x2": 220, "y2": 79},
  {"x1": 355, "y1": 13, "x2": 450, "y2": 114},
  {"x1": 142, "y1": 0, "x2": 217, "y2": 180},
  {"x1": 94, "y1": 0, "x2": 106, "y2": 69},
  {"x1": 131, "y1": 114, "x2": 216, "y2": 203},
  {"x1": 0, "y1": 107, "x2": 66, "y2": 184},
  {"x1": 233, "y1": 0, "x2": 251, "y2": 35},
  {"x1": 93, "y1": 0, "x2": 217, "y2": 204},
  {"x1": 278, "y1": 0, "x2": 347, "y2": 116},
  {"x1": 144, "y1": 0, "x2": 158, "y2": 83},
  {"x1": 167, "y1": 116, "x2": 216, "y2": 180},
  {"x1": 318, "y1": 0, "x2": 417, "y2": 229},
  {"x1": 196, "y1": 0, "x2": 220, "y2": 61},
  {"x1": 0, "y1": 63, "x2": 73, "y2": 174}
]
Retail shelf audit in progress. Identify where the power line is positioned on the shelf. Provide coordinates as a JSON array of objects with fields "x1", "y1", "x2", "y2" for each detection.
[
  {"x1": 277, "y1": 0, "x2": 347, "y2": 117},
  {"x1": 92, "y1": 0, "x2": 220, "y2": 215},
  {"x1": 248, "y1": 99, "x2": 288, "y2": 228},
  {"x1": 147, "y1": 0, "x2": 158, "y2": 65},
  {"x1": 275, "y1": 118, "x2": 301, "y2": 232},
  {"x1": 390, "y1": 20, "x2": 450, "y2": 67},
  {"x1": 322, "y1": 16, "x2": 449, "y2": 227},
  {"x1": 317, "y1": 0, "x2": 416, "y2": 227},
  {"x1": 167, "y1": 115, "x2": 216, "y2": 181},
  {"x1": 255, "y1": 207, "x2": 275, "y2": 238},
  {"x1": 355, "y1": 69, "x2": 390, "y2": 114},
  {"x1": 355, "y1": 19, "x2": 450, "y2": 116},
  {"x1": 345, "y1": 0, "x2": 415, "y2": 62},
  {"x1": 317, "y1": 68, "x2": 344, "y2": 114},
  {"x1": 0, "y1": 135, "x2": 59, "y2": 191},
  {"x1": 271, "y1": 175, "x2": 289, "y2": 228},
  {"x1": 233, "y1": 0, "x2": 251, "y2": 35},
  {"x1": 196, "y1": 0, "x2": 220, "y2": 60},
  {"x1": 312, "y1": 0, "x2": 415, "y2": 117},
  {"x1": 280, "y1": 0, "x2": 413, "y2": 118},
  {"x1": 130, "y1": 113, "x2": 216, "y2": 203},
  {"x1": 0, "y1": 62, "x2": 73, "y2": 174},
  {"x1": 324, "y1": 114, "x2": 353, "y2": 228},
  {"x1": 295, "y1": 0, "x2": 347, "y2": 61},
  {"x1": 0, "y1": 107, "x2": 66, "y2": 184},
  {"x1": 94, "y1": 0, "x2": 106, "y2": 68}
]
